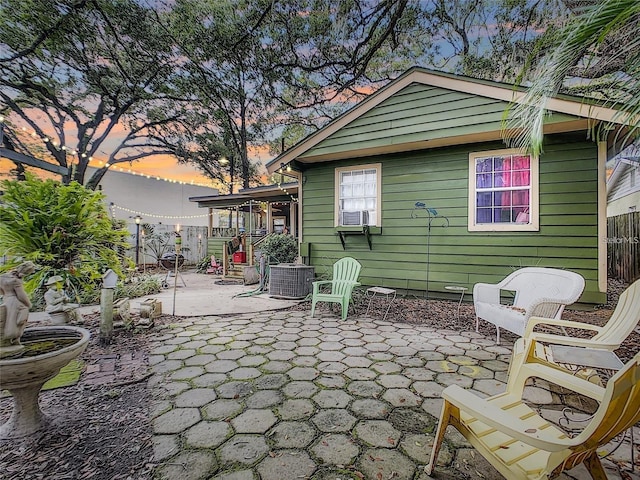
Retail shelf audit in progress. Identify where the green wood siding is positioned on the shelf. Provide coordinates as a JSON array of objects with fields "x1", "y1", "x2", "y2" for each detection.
[
  {"x1": 207, "y1": 237, "x2": 230, "y2": 261},
  {"x1": 301, "y1": 83, "x2": 580, "y2": 159},
  {"x1": 301, "y1": 133, "x2": 605, "y2": 304}
]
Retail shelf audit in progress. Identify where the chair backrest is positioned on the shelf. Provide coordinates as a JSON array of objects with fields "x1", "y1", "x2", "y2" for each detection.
[
  {"x1": 502, "y1": 267, "x2": 584, "y2": 313},
  {"x1": 592, "y1": 278, "x2": 640, "y2": 347},
  {"x1": 331, "y1": 257, "x2": 362, "y2": 295},
  {"x1": 564, "y1": 353, "x2": 640, "y2": 469}
]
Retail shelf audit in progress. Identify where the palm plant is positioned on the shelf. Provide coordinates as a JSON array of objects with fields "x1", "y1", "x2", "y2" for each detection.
[
  {"x1": 0, "y1": 174, "x2": 130, "y2": 301},
  {"x1": 505, "y1": 0, "x2": 640, "y2": 154}
]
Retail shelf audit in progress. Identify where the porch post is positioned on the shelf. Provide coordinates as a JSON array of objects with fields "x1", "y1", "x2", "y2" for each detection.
[
  {"x1": 290, "y1": 201, "x2": 297, "y2": 238},
  {"x1": 267, "y1": 202, "x2": 272, "y2": 234},
  {"x1": 249, "y1": 200, "x2": 253, "y2": 237}
]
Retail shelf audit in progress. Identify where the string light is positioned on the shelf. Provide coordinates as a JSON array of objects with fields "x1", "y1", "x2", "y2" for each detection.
[
  {"x1": 110, "y1": 202, "x2": 215, "y2": 220},
  {"x1": 0, "y1": 114, "x2": 213, "y2": 187},
  {"x1": 275, "y1": 182, "x2": 298, "y2": 203}
]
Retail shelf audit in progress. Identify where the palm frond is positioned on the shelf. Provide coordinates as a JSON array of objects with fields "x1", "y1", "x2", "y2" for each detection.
[{"x1": 504, "y1": 0, "x2": 640, "y2": 155}]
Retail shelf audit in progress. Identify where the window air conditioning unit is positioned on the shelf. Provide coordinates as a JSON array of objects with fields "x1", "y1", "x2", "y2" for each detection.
[{"x1": 341, "y1": 210, "x2": 369, "y2": 226}]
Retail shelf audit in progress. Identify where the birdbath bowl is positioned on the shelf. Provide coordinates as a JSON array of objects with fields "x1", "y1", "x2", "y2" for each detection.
[{"x1": 0, "y1": 326, "x2": 90, "y2": 439}]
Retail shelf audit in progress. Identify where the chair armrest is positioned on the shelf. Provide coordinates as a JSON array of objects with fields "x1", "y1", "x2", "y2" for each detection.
[
  {"x1": 442, "y1": 386, "x2": 576, "y2": 451},
  {"x1": 517, "y1": 362, "x2": 606, "y2": 401},
  {"x1": 524, "y1": 316, "x2": 603, "y2": 338},
  {"x1": 473, "y1": 283, "x2": 500, "y2": 305},
  {"x1": 312, "y1": 280, "x2": 333, "y2": 294}
]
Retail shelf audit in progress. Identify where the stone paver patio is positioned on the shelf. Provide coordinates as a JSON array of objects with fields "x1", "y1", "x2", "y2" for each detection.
[{"x1": 148, "y1": 310, "x2": 637, "y2": 480}]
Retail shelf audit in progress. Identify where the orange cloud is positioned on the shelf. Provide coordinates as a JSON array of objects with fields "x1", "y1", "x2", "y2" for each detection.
[{"x1": 89, "y1": 154, "x2": 214, "y2": 186}]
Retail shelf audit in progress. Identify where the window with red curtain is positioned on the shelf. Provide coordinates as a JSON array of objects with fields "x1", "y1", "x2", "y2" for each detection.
[{"x1": 474, "y1": 154, "x2": 531, "y2": 225}]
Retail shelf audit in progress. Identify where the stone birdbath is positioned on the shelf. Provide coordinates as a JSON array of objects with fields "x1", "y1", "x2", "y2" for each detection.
[{"x1": 0, "y1": 326, "x2": 90, "y2": 439}]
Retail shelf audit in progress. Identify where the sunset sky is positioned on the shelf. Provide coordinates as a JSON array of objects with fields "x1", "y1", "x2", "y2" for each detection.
[{"x1": 0, "y1": 122, "x2": 273, "y2": 188}]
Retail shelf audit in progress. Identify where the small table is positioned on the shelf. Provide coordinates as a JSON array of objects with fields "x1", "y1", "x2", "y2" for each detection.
[
  {"x1": 365, "y1": 287, "x2": 396, "y2": 321},
  {"x1": 444, "y1": 285, "x2": 468, "y2": 318}
]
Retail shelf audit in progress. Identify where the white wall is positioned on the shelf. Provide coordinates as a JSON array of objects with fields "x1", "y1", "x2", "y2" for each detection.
[
  {"x1": 87, "y1": 166, "x2": 218, "y2": 227},
  {"x1": 608, "y1": 191, "x2": 640, "y2": 217},
  {"x1": 132, "y1": 223, "x2": 209, "y2": 265},
  {"x1": 607, "y1": 164, "x2": 640, "y2": 216}
]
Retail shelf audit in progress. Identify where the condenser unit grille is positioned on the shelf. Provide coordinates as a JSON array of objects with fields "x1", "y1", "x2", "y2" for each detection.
[
  {"x1": 269, "y1": 265, "x2": 315, "y2": 299},
  {"x1": 341, "y1": 210, "x2": 369, "y2": 226}
]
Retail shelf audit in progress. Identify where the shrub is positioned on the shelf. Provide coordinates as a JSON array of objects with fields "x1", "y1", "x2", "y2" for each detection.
[
  {"x1": 195, "y1": 255, "x2": 212, "y2": 273},
  {"x1": 0, "y1": 174, "x2": 131, "y2": 305},
  {"x1": 259, "y1": 234, "x2": 298, "y2": 264}
]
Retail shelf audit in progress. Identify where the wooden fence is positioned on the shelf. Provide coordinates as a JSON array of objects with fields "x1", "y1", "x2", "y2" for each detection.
[{"x1": 607, "y1": 212, "x2": 640, "y2": 282}]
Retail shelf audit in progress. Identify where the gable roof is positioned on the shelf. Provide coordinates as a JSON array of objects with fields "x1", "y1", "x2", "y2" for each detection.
[{"x1": 266, "y1": 67, "x2": 626, "y2": 173}]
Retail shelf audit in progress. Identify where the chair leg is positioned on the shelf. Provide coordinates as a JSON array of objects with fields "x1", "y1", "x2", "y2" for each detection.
[
  {"x1": 341, "y1": 299, "x2": 348, "y2": 320},
  {"x1": 583, "y1": 452, "x2": 608, "y2": 480},
  {"x1": 425, "y1": 400, "x2": 452, "y2": 475},
  {"x1": 496, "y1": 326, "x2": 501, "y2": 345},
  {"x1": 506, "y1": 342, "x2": 521, "y2": 379},
  {"x1": 311, "y1": 300, "x2": 317, "y2": 318},
  {"x1": 505, "y1": 339, "x2": 530, "y2": 394},
  {"x1": 475, "y1": 316, "x2": 479, "y2": 333}
]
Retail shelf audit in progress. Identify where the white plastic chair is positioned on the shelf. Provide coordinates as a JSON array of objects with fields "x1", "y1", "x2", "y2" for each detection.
[
  {"x1": 426, "y1": 353, "x2": 640, "y2": 480},
  {"x1": 507, "y1": 278, "x2": 640, "y2": 386},
  {"x1": 473, "y1": 267, "x2": 585, "y2": 344}
]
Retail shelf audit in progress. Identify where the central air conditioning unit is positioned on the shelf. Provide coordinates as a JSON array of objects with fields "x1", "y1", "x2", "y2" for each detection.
[
  {"x1": 269, "y1": 264, "x2": 316, "y2": 299},
  {"x1": 341, "y1": 210, "x2": 369, "y2": 226}
]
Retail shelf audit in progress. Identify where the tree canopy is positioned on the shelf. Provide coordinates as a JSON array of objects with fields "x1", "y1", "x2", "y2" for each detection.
[
  {"x1": 0, "y1": 0, "x2": 188, "y2": 188},
  {"x1": 0, "y1": 0, "x2": 576, "y2": 189}
]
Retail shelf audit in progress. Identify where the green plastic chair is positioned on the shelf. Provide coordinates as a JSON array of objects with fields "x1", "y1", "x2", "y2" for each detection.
[{"x1": 311, "y1": 257, "x2": 362, "y2": 320}]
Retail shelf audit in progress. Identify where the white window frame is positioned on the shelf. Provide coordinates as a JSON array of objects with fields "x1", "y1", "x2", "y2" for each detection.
[
  {"x1": 335, "y1": 163, "x2": 382, "y2": 227},
  {"x1": 468, "y1": 148, "x2": 539, "y2": 232}
]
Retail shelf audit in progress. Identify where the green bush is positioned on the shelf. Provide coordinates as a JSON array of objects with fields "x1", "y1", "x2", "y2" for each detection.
[
  {"x1": 195, "y1": 255, "x2": 212, "y2": 273},
  {"x1": 259, "y1": 234, "x2": 298, "y2": 264},
  {"x1": 0, "y1": 174, "x2": 131, "y2": 305}
]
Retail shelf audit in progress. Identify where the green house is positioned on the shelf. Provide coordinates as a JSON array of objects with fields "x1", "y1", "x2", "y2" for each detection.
[{"x1": 266, "y1": 67, "x2": 631, "y2": 305}]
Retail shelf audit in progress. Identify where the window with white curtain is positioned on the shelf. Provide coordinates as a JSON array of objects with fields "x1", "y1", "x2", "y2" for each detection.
[{"x1": 335, "y1": 163, "x2": 381, "y2": 226}]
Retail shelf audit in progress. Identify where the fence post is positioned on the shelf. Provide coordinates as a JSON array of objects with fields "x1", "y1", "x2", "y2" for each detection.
[{"x1": 607, "y1": 212, "x2": 640, "y2": 283}]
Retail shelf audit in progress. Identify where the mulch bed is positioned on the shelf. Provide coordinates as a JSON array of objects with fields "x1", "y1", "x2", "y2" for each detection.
[
  {"x1": 0, "y1": 314, "x2": 164, "y2": 480},
  {"x1": 0, "y1": 278, "x2": 637, "y2": 479}
]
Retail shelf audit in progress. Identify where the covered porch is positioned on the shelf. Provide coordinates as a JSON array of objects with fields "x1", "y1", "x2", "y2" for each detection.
[{"x1": 189, "y1": 182, "x2": 299, "y2": 272}]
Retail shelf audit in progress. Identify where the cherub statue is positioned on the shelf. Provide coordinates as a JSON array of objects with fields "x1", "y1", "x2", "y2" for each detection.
[
  {"x1": 44, "y1": 275, "x2": 80, "y2": 323},
  {"x1": 0, "y1": 261, "x2": 37, "y2": 352}
]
